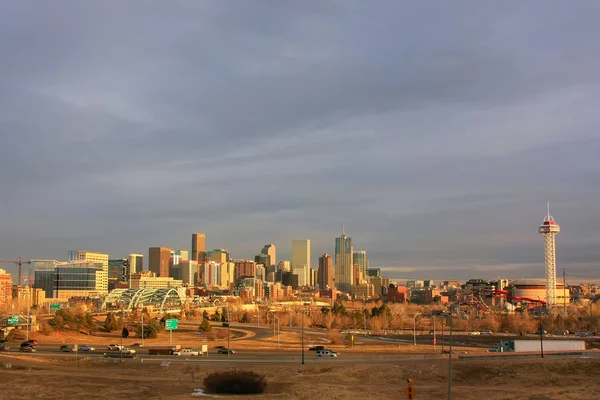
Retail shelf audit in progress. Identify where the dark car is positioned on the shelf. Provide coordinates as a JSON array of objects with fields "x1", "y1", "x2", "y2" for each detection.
[
  {"x1": 25, "y1": 339, "x2": 38, "y2": 345},
  {"x1": 309, "y1": 345, "x2": 325, "y2": 351},
  {"x1": 20, "y1": 345, "x2": 36, "y2": 353},
  {"x1": 217, "y1": 348, "x2": 235, "y2": 354},
  {"x1": 0, "y1": 344, "x2": 10, "y2": 351},
  {"x1": 222, "y1": 322, "x2": 230, "y2": 327},
  {"x1": 21, "y1": 341, "x2": 37, "y2": 349},
  {"x1": 60, "y1": 345, "x2": 74, "y2": 352},
  {"x1": 214, "y1": 345, "x2": 226, "y2": 350}
]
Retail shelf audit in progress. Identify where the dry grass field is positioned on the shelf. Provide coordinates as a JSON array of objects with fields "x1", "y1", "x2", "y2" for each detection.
[{"x1": 1, "y1": 353, "x2": 599, "y2": 400}]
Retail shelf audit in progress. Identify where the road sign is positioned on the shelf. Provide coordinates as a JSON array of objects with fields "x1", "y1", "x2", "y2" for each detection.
[
  {"x1": 165, "y1": 319, "x2": 178, "y2": 331},
  {"x1": 7, "y1": 316, "x2": 19, "y2": 325},
  {"x1": 50, "y1": 304, "x2": 61, "y2": 310}
]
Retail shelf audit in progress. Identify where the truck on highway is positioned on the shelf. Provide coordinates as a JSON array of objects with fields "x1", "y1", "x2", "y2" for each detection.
[
  {"x1": 490, "y1": 340, "x2": 586, "y2": 353},
  {"x1": 147, "y1": 345, "x2": 180, "y2": 355}
]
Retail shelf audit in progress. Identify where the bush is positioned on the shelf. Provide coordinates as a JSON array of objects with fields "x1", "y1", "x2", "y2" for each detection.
[
  {"x1": 199, "y1": 319, "x2": 212, "y2": 332},
  {"x1": 136, "y1": 319, "x2": 161, "y2": 339},
  {"x1": 204, "y1": 370, "x2": 267, "y2": 394}
]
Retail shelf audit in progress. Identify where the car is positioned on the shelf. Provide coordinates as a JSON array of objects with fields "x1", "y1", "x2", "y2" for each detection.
[
  {"x1": 0, "y1": 339, "x2": 9, "y2": 343},
  {"x1": 0, "y1": 344, "x2": 10, "y2": 351},
  {"x1": 173, "y1": 348, "x2": 199, "y2": 356},
  {"x1": 79, "y1": 345, "x2": 95, "y2": 352},
  {"x1": 222, "y1": 322, "x2": 230, "y2": 327},
  {"x1": 130, "y1": 343, "x2": 144, "y2": 348},
  {"x1": 316, "y1": 349, "x2": 339, "y2": 357},
  {"x1": 107, "y1": 344, "x2": 124, "y2": 351},
  {"x1": 217, "y1": 348, "x2": 235, "y2": 354},
  {"x1": 120, "y1": 348, "x2": 136, "y2": 354},
  {"x1": 214, "y1": 345, "x2": 226, "y2": 350},
  {"x1": 25, "y1": 339, "x2": 38, "y2": 345},
  {"x1": 21, "y1": 341, "x2": 37, "y2": 349},
  {"x1": 469, "y1": 331, "x2": 481, "y2": 336},
  {"x1": 20, "y1": 345, "x2": 36, "y2": 353},
  {"x1": 60, "y1": 345, "x2": 74, "y2": 352},
  {"x1": 309, "y1": 345, "x2": 326, "y2": 351},
  {"x1": 481, "y1": 330, "x2": 493, "y2": 335}
]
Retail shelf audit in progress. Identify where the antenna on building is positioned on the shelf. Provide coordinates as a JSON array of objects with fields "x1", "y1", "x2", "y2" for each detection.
[
  {"x1": 547, "y1": 201, "x2": 550, "y2": 219},
  {"x1": 342, "y1": 226, "x2": 345, "y2": 236}
]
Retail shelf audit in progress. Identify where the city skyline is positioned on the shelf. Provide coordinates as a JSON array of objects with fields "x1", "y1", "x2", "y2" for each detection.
[{"x1": 1, "y1": 2, "x2": 600, "y2": 282}]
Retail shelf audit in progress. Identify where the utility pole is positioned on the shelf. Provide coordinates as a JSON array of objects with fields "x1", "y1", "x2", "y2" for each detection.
[
  {"x1": 447, "y1": 311, "x2": 453, "y2": 400},
  {"x1": 563, "y1": 268, "x2": 567, "y2": 315}
]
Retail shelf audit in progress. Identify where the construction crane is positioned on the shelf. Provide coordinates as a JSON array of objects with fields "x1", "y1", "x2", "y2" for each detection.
[{"x1": 0, "y1": 257, "x2": 32, "y2": 285}]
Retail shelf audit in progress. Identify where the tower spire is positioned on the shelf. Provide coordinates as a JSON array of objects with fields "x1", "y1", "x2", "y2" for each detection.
[{"x1": 342, "y1": 226, "x2": 345, "y2": 236}]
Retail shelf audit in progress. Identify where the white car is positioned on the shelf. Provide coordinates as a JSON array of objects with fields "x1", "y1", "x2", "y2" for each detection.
[
  {"x1": 469, "y1": 331, "x2": 481, "y2": 336},
  {"x1": 481, "y1": 330, "x2": 493, "y2": 335},
  {"x1": 120, "y1": 348, "x2": 136, "y2": 354},
  {"x1": 173, "y1": 348, "x2": 199, "y2": 356},
  {"x1": 316, "y1": 349, "x2": 339, "y2": 357},
  {"x1": 107, "y1": 344, "x2": 124, "y2": 351}
]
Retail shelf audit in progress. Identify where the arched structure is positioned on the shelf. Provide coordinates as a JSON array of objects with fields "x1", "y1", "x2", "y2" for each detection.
[{"x1": 102, "y1": 288, "x2": 183, "y2": 314}]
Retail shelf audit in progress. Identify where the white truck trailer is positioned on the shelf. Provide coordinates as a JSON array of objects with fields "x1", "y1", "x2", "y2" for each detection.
[{"x1": 492, "y1": 340, "x2": 585, "y2": 352}]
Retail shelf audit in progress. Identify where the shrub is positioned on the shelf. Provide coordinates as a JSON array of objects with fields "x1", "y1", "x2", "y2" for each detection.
[
  {"x1": 199, "y1": 319, "x2": 212, "y2": 332},
  {"x1": 204, "y1": 370, "x2": 267, "y2": 394}
]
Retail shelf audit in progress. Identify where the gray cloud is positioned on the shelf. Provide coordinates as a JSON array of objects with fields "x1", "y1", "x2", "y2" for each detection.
[{"x1": 1, "y1": 1, "x2": 599, "y2": 283}]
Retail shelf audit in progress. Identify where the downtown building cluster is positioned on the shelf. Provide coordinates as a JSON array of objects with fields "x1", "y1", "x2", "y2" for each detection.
[{"x1": 0, "y1": 231, "x2": 397, "y2": 309}]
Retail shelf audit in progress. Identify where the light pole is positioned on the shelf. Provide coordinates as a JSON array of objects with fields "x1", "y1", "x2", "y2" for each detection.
[
  {"x1": 227, "y1": 308, "x2": 231, "y2": 357},
  {"x1": 413, "y1": 313, "x2": 421, "y2": 346},
  {"x1": 432, "y1": 315, "x2": 437, "y2": 352},
  {"x1": 273, "y1": 315, "x2": 280, "y2": 349},
  {"x1": 301, "y1": 302, "x2": 309, "y2": 365},
  {"x1": 448, "y1": 310, "x2": 454, "y2": 400},
  {"x1": 141, "y1": 310, "x2": 144, "y2": 347}
]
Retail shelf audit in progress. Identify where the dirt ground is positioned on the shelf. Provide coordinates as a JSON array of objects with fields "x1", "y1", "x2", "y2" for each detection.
[{"x1": 1, "y1": 353, "x2": 599, "y2": 400}]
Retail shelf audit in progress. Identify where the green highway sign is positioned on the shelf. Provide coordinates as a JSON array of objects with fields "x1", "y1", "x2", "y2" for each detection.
[
  {"x1": 165, "y1": 319, "x2": 178, "y2": 331},
  {"x1": 50, "y1": 304, "x2": 61, "y2": 310},
  {"x1": 7, "y1": 316, "x2": 19, "y2": 325}
]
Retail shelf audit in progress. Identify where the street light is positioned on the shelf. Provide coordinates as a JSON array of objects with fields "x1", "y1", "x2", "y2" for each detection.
[
  {"x1": 273, "y1": 315, "x2": 280, "y2": 349},
  {"x1": 301, "y1": 302, "x2": 310, "y2": 365},
  {"x1": 413, "y1": 313, "x2": 421, "y2": 346},
  {"x1": 432, "y1": 315, "x2": 437, "y2": 352}
]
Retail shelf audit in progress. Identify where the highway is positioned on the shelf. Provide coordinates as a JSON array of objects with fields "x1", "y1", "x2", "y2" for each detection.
[{"x1": 1, "y1": 344, "x2": 441, "y2": 364}]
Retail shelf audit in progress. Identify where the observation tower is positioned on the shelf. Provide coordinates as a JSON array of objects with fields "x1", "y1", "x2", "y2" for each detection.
[{"x1": 538, "y1": 203, "x2": 560, "y2": 308}]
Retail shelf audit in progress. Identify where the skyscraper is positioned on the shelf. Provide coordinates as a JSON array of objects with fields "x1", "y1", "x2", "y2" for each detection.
[
  {"x1": 353, "y1": 249, "x2": 369, "y2": 280},
  {"x1": 335, "y1": 233, "x2": 353, "y2": 293},
  {"x1": 192, "y1": 233, "x2": 206, "y2": 262},
  {"x1": 261, "y1": 244, "x2": 276, "y2": 267},
  {"x1": 318, "y1": 254, "x2": 333, "y2": 289},
  {"x1": 292, "y1": 239, "x2": 310, "y2": 287},
  {"x1": 68, "y1": 251, "x2": 109, "y2": 293},
  {"x1": 128, "y1": 254, "x2": 144, "y2": 274},
  {"x1": 149, "y1": 247, "x2": 171, "y2": 277}
]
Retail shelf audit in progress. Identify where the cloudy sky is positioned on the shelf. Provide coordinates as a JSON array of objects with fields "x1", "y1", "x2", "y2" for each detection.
[{"x1": 1, "y1": 1, "x2": 599, "y2": 283}]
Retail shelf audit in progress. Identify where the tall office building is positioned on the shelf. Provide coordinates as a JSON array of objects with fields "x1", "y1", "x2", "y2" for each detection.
[
  {"x1": 32, "y1": 260, "x2": 57, "y2": 298},
  {"x1": 178, "y1": 260, "x2": 198, "y2": 285},
  {"x1": 128, "y1": 254, "x2": 143, "y2": 274},
  {"x1": 353, "y1": 249, "x2": 369, "y2": 280},
  {"x1": 335, "y1": 233, "x2": 353, "y2": 293},
  {"x1": 318, "y1": 254, "x2": 333, "y2": 289},
  {"x1": 68, "y1": 251, "x2": 109, "y2": 293},
  {"x1": 234, "y1": 260, "x2": 256, "y2": 279},
  {"x1": 108, "y1": 258, "x2": 128, "y2": 291},
  {"x1": 261, "y1": 244, "x2": 276, "y2": 267},
  {"x1": 149, "y1": 247, "x2": 171, "y2": 277},
  {"x1": 0, "y1": 269, "x2": 12, "y2": 306},
  {"x1": 191, "y1": 233, "x2": 206, "y2": 262},
  {"x1": 292, "y1": 239, "x2": 311, "y2": 288},
  {"x1": 209, "y1": 249, "x2": 229, "y2": 263}
]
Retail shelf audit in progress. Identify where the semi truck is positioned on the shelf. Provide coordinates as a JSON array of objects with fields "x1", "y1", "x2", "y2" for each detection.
[
  {"x1": 147, "y1": 345, "x2": 180, "y2": 355},
  {"x1": 490, "y1": 340, "x2": 586, "y2": 353}
]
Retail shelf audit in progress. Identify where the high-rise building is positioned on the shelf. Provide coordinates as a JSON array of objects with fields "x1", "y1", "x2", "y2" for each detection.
[
  {"x1": 108, "y1": 258, "x2": 127, "y2": 291},
  {"x1": 0, "y1": 269, "x2": 12, "y2": 306},
  {"x1": 192, "y1": 233, "x2": 206, "y2": 262},
  {"x1": 261, "y1": 244, "x2": 276, "y2": 267},
  {"x1": 53, "y1": 261, "x2": 105, "y2": 298},
  {"x1": 353, "y1": 249, "x2": 369, "y2": 280},
  {"x1": 234, "y1": 260, "x2": 256, "y2": 279},
  {"x1": 68, "y1": 251, "x2": 109, "y2": 293},
  {"x1": 32, "y1": 260, "x2": 57, "y2": 298},
  {"x1": 277, "y1": 260, "x2": 291, "y2": 272},
  {"x1": 335, "y1": 233, "x2": 353, "y2": 293},
  {"x1": 318, "y1": 254, "x2": 333, "y2": 289},
  {"x1": 209, "y1": 249, "x2": 229, "y2": 263},
  {"x1": 128, "y1": 254, "x2": 144, "y2": 274},
  {"x1": 255, "y1": 254, "x2": 270, "y2": 268},
  {"x1": 149, "y1": 247, "x2": 171, "y2": 277},
  {"x1": 178, "y1": 260, "x2": 198, "y2": 285},
  {"x1": 311, "y1": 269, "x2": 318, "y2": 287},
  {"x1": 292, "y1": 239, "x2": 310, "y2": 287}
]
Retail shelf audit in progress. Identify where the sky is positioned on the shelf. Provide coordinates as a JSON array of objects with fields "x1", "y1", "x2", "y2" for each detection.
[{"x1": 1, "y1": 1, "x2": 599, "y2": 283}]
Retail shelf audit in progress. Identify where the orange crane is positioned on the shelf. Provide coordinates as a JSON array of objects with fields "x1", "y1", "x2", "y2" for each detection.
[{"x1": 0, "y1": 257, "x2": 32, "y2": 285}]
